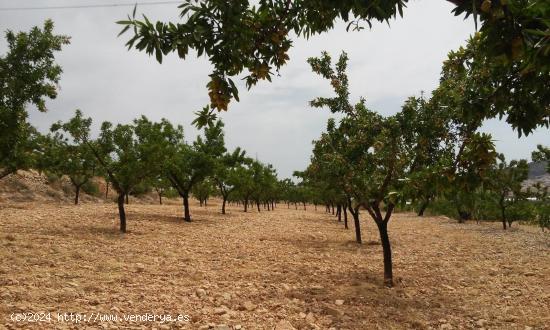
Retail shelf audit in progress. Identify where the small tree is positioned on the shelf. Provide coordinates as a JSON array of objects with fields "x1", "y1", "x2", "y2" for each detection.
[
  {"x1": 214, "y1": 148, "x2": 247, "y2": 214},
  {"x1": 150, "y1": 175, "x2": 171, "y2": 205},
  {"x1": 42, "y1": 131, "x2": 97, "y2": 204},
  {"x1": 54, "y1": 111, "x2": 170, "y2": 232},
  {"x1": 307, "y1": 51, "x2": 410, "y2": 286},
  {"x1": 192, "y1": 178, "x2": 215, "y2": 207},
  {"x1": 233, "y1": 160, "x2": 256, "y2": 212},
  {"x1": 163, "y1": 128, "x2": 214, "y2": 222},
  {"x1": 487, "y1": 154, "x2": 529, "y2": 229}
]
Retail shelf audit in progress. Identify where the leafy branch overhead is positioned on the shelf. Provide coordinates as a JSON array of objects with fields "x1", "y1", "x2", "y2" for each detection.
[{"x1": 118, "y1": 0, "x2": 549, "y2": 133}]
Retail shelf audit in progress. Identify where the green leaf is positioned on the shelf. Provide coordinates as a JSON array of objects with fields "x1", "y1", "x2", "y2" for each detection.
[
  {"x1": 117, "y1": 25, "x2": 130, "y2": 37},
  {"x1": 228, "y1": 78, "x2": 239, "y2": 102}
]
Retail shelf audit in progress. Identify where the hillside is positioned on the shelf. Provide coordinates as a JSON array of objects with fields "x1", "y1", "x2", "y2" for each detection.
[
  {"x1": 0, "y1": 170, "x2": 156, "y2": 205},
  {"x1": 523, "y1": 161, "x2": 550, "y2": 193},
  {"x1": 528, "y1": 161, "x2": 549, "y2": 179}
]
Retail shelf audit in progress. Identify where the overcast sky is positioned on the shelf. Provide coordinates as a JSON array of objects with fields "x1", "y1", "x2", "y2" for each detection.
[{"x1": 1, "y1": 0, "x2": 548, "y2": 178}]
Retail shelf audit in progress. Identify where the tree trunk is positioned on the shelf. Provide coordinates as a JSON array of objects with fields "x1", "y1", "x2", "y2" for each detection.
[
  {"x1": 183, "y1": 193, "x2": 191, "y2": 222},
  {"x1": 417, "y1": 200, "x2": 429, "y2": 216},
  {"x1": 343, "y1": 204, "x2": 348, "y2": 229},
  {"x1": 74, "y1": 185, "x2": 81, "y2": 205},
  {"x1": 125, "y1": 193, "x2": 129, "y2": 205},
  {"x1": 331, "y1": 204, "x2": 335, "y2": 215},
  {"x1": 376, "y1": 220, "x2": 393, "y2": 287},
  {"x1": 352, "y1": 208, "x2": 362, "y2": 244},
  {"x1": 271, "y1": 200, "x2": 275, "y2": 210},
  {"x1": 222, "y1": 196, "x2": 227, "y2": 214},
  {"x1": 105, "y1": 182, "x2": 109, "y2": 199},
  {"x1": 244, "y1": 198, "x2": 248, "y2": 212},
  {"x1": 256, "y1": 201, "x2": 261, "y2": 212},
  {"x1": 457, "y1": 210, "x2": 470, "y2": 223},
  {"x1": 158, "y1": 192, "x2": 163, "y2": 205},
  {"x1": 337, "y1": 205, "x2": 342, "y2": 222},
  {"x1": 303, "y1": 202, "x2": 306, "y2": 210},
  {"x1": 295, "y1": 202, "x2": 297, "y2": 210},
  {"x1": 117, "y1": 193, "x2": 127, "y2": 233},
  {"x1": 499, "y1": 197, "x2": 507, "y2": 230}
]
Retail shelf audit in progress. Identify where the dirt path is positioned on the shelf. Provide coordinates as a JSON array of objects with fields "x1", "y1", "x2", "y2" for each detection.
[{"x1": 1, "y1": 201, "x2": 549, "y2": 329}]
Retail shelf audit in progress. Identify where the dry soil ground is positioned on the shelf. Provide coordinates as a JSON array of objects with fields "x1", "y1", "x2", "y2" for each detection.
[{"x1": 1, "y1": 200, "x2": 549, "y2": 330}]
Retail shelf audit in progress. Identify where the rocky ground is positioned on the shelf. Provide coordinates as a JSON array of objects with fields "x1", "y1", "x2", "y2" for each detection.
[{"x1": 1, "y1": 199, "x2": 549, "y2": 329}]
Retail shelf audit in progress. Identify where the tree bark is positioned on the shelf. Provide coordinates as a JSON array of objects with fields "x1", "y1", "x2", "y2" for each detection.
[
  {"x1": 117, "y1": 193, "x2": 127, "y2": 233},
  {"x1": 303, "y1": 202, "x2": 306, "y2": 210},
  {"x1": 417, "y1": 200, "x2": 429, "y2": 216},
  {"x1": 74, "y1": 185, "x2": 81, "y2": 205},
  {"x1": 125, "y1": 193, "x2": 129, "y2": 205},
  {"x1": 349, "y1": 206, "x2": 362, "y2": 244},
  {"x1": 244, "y1": 198, "x2": 248, "y2": 212},
  {"x1": 499, "y1": 197, "x2": 507, "y2": 230},
  {"x1": 337, "y1": 205, "x2": 342, "y2": 222},
  {"x1": 343, "y1": 204, "x2": 348, "y2": 229},
  {"x1": 256, "y1": 201, "x2": 261, "y2": 212},
  {"x1": 376, "y1": 220, "x2": 393, "y2": 287},
  {"x1": 222, "y1": 196, "x2": 227, "y2": 214},
  {"x1": 182, "y1": 193, "x2": 191, "y2": 222},
  {"x1": 457, "y1": 210, "x2": 470, "y2": 223}
]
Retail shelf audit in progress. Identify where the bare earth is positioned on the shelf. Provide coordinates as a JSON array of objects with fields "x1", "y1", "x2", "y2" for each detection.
[{"x1": 1, "y1": 200, "x2": 549, "y2": 330}]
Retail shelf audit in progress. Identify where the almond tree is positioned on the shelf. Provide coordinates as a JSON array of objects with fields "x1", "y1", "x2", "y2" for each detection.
[
  {"x1": 118, "y1": 1, "x2": 548, "y2": 134},
  {"x1": 233, "y1": 160, "x2": 256, "y2": 212},
  {"x1": 0, "y1": 20, "x2": 69, "y2": 179},
  {"x1": 307, "y1": 51, "x2": 411, "y2": 286},
  {"x1": 54, "y1": 110, "x2": 171, "y2": 232},
  {"x1": 162, "y1": 124, "x2": 215, "y2": 221},
  {"x1": 41, "y1": 130, "x2": 97, "y2": 205},
  {"x1": 487, "y1": 154, "x2": 529, "y2": 229},
  {"x1": 195, "y1": 119, "x2": 247, "y2": 214},
  {"x1": 150, "y1": 175, "x2": 171, "y2": 205},
  {"x1": 214, "y1": 148, "x2": 247, "y2": 214},
  {"x1": 192, "y1": 178, "x2": 215, "y2": 207},
  {"x1": 430, "y1": 40, "x2": 498, "y2": 222}
]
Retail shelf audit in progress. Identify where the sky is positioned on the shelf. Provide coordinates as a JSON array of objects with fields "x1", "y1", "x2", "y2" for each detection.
[{"x1": 1, "y1": 0, "x2": 548, "y2": 179}]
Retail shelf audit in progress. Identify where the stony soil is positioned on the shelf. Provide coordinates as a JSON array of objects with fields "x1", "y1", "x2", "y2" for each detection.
[{"x1": 1, "y1": 200, "x2": 549, "y2": 330}]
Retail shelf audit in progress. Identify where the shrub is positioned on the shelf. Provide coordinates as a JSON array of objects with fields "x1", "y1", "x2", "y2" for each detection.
[
  {"x1": 534, "y1": 201, "x2": 550, "y2": 231},
  {"x1": 82, "y1": 181, "x2": 100, "y2": 197}
]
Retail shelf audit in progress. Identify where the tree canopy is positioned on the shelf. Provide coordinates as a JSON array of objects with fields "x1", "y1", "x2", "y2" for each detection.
[
  {"x1": 118, "y1": 0, "x2": 549, "y2": 133},
  {"x1": 0, "y1": 20, "x2": 70, "y2": 179}
]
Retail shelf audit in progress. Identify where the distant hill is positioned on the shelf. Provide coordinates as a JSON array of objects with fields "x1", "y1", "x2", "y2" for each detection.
[
  {"x1": 528, "y1": 161, "x2": 548, "y2": 179},
  {"x1": 523, "y1": 161, "x2": 549, "y2": 193}
]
